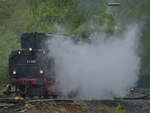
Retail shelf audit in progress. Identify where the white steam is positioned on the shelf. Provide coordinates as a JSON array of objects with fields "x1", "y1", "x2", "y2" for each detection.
[{"x1": 46, "y1": 25, "x2": 140, "y2": 99}]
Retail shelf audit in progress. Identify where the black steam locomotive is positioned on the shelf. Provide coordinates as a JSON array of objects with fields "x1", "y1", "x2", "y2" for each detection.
[{"x1": 6, "y1": 32, "x2": 60, "y2": 97}]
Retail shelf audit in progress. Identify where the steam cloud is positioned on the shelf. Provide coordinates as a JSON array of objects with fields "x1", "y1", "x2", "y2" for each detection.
[{"x1": 46, "y1": 25, "x2": 140, "y2": 99}]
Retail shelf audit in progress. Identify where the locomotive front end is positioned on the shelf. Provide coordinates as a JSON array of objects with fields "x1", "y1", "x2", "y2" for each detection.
[{"x1": 5, "y1": 33, "x2": 59, "y2": 98}]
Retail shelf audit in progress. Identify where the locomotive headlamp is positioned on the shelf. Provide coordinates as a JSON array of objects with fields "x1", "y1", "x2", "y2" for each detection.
[
  {"x1": 18, "y1": 50, "x2": 21, "y2": 54},
  {"x1": 40, "y1": 69, "x2": 44, "y2": 74},
  {"x1": 13, "y1": 70, "x2": 16, "y2": 75},
  {"x1": 29, "y1": 48, "x2": 32, "y2": 51}
]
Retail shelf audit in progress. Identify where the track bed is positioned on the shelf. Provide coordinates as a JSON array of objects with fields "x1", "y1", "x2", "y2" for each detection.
[{"x1": 0, "y1": 97, "x2": 150, "y2": 113}]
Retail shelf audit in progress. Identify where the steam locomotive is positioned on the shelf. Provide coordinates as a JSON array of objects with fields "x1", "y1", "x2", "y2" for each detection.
[{"x1": 6, "y1": 32, "x2": 61, "y2": 98}]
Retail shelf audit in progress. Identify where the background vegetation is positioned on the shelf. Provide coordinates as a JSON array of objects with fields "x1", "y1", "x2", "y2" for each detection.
[{"x1": 0, "y1": 0, "x2": 150, "y2": 87}]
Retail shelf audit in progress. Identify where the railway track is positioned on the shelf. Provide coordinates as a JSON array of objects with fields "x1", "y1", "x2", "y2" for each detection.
[
  {"x1": 0, "y1": 97, "x2": 118, "y2": 104},
  {"x1": 0, "y1": 97, "x2": 123, "y2": 108},
  {"x1": 0, "y1": 97, "x2": 124, "y2": 113},
  {"x1": 0, "y1": 96, "x2": 150, "y2": 105},
  {"x1": 0, "y1": 98, "x2": 75, "y2": 105},
  {"x1": 1, "y1": 88, "x2": 150, "y2": 112},
  {"x1": 1, "y1": 97, "x2": 150, "y2": 113}
]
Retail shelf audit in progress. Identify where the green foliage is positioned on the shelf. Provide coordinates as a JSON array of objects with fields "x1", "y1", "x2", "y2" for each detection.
[
  {"x1": 0, "y1": 0, "x2": 150, "y2": 88},
  {"x1": 115, "y1": 104, "x2": 127, "y2": 113},
  {"x1": 137, "y1": 0, "x2": 150, "y2": 86},
  {"x1": 119, "y1": 8, "x2": 135, "y2": 19},
  {"x1": 26, "y1": 0, "x2": 107, "y2": 34},
  {"x1": 26, "y1": 0, "x2": 86, "y2": 33},
  {"x1": 0, "y1": 0, "x2": 15, "y2": 25},
  {"x1": 0, "y1": 0, "x2": 33, "y2": 85},
  {"x1": 103, "y1": 13, "x2": 116, "y2": 35}
]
